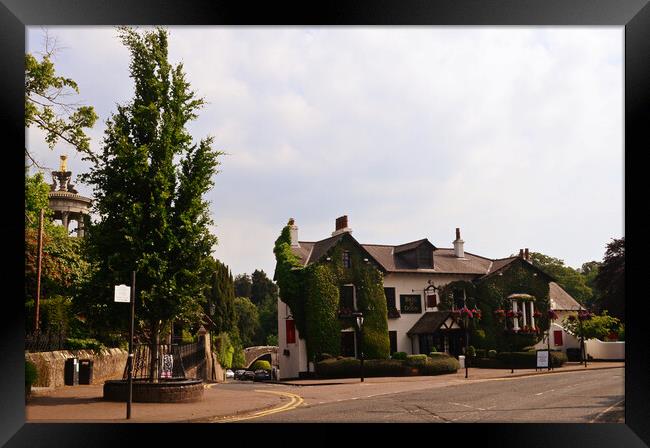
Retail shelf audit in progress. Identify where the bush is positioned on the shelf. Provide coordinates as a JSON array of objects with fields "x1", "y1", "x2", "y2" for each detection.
[
  {"x1": 405, "y1": 354, "x2": 428, "y2": 367},
  {"x1": 430, "y1": 346, "x2": 438, "y2": 353},
  {"x1": 251, "y1": 360, "x2": 272, "y2": 371},
  {"x1": 392, "y1": 351, "x2": 407, "y2": 360},
  {"x1": 488, "y1": 350, "x2": 497, "y2": 359},
  {"x1": 25, "y1": 360, "x2": 38, "y2": 387},
  {"x1": 429, "y1": 352, "x2": 451, "y2": 359},
  {"x1": 315, "y1": 357, "x2": 459, "y2": 379},
  {"x1": 316, "y1": 353, "x2": 334, "y2": 362},
  {"x1": 65, "y1": 338, "x2": 105, "y2": 352},
  {"x1": 466, "y1": 346, "x2": 476, "y2": 358},
  {"x1": 475, "y1": 348, "x2": 487, "y2": 359},
  {"x1": 566, "y1": 348, "x2": 582, "y2": 362},
  {"x1": 496, "y1": 351, "x2": 567, "y2": 368},
  {"x1": 420, "y1": 357, "x2": 460, "y2": 375}
]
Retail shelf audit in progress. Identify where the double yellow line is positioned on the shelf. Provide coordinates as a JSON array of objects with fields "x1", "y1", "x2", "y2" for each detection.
[{"x1": 213, "y1": 390, "x2": 304, "y2": 423}]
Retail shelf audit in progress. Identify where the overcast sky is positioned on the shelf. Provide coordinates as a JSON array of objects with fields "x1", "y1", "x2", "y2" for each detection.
[{"x1": 26, "y1": 26, "x2": 624, "y2": 277}]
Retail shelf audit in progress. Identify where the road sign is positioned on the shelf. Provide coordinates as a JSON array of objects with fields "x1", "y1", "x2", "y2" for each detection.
[
  {"x1": 114, "y1": 284, "x2": 131, "y2": 303},
  {"x1": 537, "y1": 350, "x2": 549, "y2": 368}
]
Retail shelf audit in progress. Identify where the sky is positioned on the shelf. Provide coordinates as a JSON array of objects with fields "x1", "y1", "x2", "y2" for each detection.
[{"x1": 26, "y1": 26, "x2": 624, "y2": 277}]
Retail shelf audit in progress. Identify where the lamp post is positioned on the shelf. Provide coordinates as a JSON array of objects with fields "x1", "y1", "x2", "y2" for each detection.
[{"x1": 353, "y1": 312, "x2": 364, "y2": 382}]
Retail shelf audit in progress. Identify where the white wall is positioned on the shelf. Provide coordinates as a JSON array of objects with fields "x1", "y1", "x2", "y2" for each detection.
[
  {"x1": 383, "y1": 272, "x2": 476, "y2": 355},
  {"x1": 585, "y1": 339, "x2": 625, "y2": 360},
  {"x1": 533, "y1": 321, "x2": 581, "y2": 353},
  {"x1": 277, "y1": 296, "x2": 305, "y2": 379}
]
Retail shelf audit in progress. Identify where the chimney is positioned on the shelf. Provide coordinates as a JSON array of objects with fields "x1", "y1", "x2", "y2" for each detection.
[
  {"x1": 519, "y1": 249, "x2": 524, "y2": 258},
  {"x1": 453, "y1": 227, "x2": 465, "y2": 258},
  {"x1": 524, "y1": 248, "x2": 530, "y2": 262},
  {"x1": 331, "y1": 215, "x2": 352, "y2": 237},
  {"x1": 288, "y1": 218, "x2": 300, "y2": 247}
]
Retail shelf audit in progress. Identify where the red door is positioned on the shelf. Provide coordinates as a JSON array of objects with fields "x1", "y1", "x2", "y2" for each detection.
[{"x1": 553, "y1": 330, "x2": 563, "y2": 346}]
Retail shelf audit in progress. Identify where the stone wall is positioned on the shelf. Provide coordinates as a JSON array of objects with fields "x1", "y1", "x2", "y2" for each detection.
[{"x1": 26, "y1": 348, "x2": 128, "y2": 388}]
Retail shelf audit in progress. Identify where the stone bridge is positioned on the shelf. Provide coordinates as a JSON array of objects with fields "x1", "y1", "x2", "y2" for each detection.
[{"x1": 244, "y1": 346, "x2": 278, "y2": 368}]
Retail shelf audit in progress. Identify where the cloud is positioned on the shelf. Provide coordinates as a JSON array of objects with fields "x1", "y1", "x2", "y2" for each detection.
[{"x1": 27, "y1": 26, "x2": 623, "y2": 275}]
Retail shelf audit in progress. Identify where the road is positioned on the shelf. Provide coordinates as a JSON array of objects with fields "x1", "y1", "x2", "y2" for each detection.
[{"x1": 232, "y1": 368, "x2": 624, "y2": 423}]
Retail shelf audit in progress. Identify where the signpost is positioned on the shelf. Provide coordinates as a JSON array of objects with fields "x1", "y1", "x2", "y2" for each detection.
[
  {"x1": 536, "y1": 349, "x2": 549, "y2": 371},
  {"x1": 114, "y1": 273, "x2": 136, "y2": 419}
]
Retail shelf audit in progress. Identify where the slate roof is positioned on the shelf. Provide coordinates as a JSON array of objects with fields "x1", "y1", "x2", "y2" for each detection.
[
  {"x1": 407, "y1": 311, "x2": 454, "y2": 335},
  {"x1": 549, "y1": 282, "x2": 585, "y2": 311}
]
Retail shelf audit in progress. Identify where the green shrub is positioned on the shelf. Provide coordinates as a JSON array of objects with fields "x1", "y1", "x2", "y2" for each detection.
[
  {"x1": 475, "y1": 348, "x2": 487, "y2": 359},
  {"x1": 429, "y1": 346, "x2": 437, "y2": 353},
  {"x1": 364, "y1": 359, "x2": 411, "y2": 377},
  {"x1": 429, "y1": 352, "x2": 451, "y2": 359},
  {"x1": 25, "y1": 360, "x2": 38, "y2": 387},
  {"x1": 316, "y1": 357, "x2": 360, "y2": 378},
  {"x1": 316, "y1": 353, "x2": 334, "y2": 362},
  {"x1": 466, "y1": 346, "x2": 476, "y2": 358},
  {"x1": 65, "y1": 338, "x2": 105, "y2": 352},
  {"x1": 496, "y1": 351, "x2": 567, "y2": 368},
  {"x1": 566, "y1": 348, "x2": 582, "y2": 362},
  {"x1": 392, "y1": 351, "x2": 407, "y2": 360},
  {"x1": 405, "y1": 354, "x2": 427, "y2": 367},
  {"x1": 488, "y1": 350, "x2": 497, "y2": 359},
  {"x1": 420, "y1": 357, "x2": 460, "y2": 375},
  {"x1": 251, "y1": 360, "x2": 272, "y2": 371}
]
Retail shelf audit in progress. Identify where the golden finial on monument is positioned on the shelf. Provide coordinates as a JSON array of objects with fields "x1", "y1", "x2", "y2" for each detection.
[{"x1": 59, "y1": 155, "x2": 68, "y2": 172}]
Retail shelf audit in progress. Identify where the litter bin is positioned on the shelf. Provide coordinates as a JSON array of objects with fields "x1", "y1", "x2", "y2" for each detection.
[
  {"x1": 79, "y1": 359, "x2": 93, "y2": 385},
  {"x1": 64, "y1": 358, "x2": 79, "y2": 386},
  {"x1": 458, "y1": 355, "x2": 465, "y2": 369}
]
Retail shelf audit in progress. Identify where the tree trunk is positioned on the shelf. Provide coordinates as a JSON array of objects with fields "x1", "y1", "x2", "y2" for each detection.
[{"x1": 149, "y1": 321, "x2": 160, "y2": 382}]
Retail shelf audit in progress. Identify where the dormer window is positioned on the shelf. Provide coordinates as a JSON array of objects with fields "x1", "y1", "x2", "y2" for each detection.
[{"x1": 342, "y1": 251, "x2": 351, "y2": 268}]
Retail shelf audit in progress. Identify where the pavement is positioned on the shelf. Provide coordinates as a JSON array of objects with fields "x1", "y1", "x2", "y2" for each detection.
[{"x1": 25, "y1": 361, "x2": 624, "y2": 423}]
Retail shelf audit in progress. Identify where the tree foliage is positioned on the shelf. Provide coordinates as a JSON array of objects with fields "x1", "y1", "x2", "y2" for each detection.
[
  {"x1": 594, "y1": 238, "x2": 624, "y2": 321},
  {"x1": 562, "y1": 311, "x2": 622, "y2": 341},
  {"x1": 234, "y1": 274, "x2": 252, "y2": 299},
  {"x1": 25, "y1": 32, "x2": 98, "y2": 166},
  {"x1": 205, "y1": 258, "x2": 236, "y2": 335},
  {"x1": 78, "y1": 27, "x2": 221, "y2": 348},
  {"x1": 528, "y1": 252, "x2": 593, "y2": 306},
  {"x1": 233, "y1": 297, "x2": 260, "y2": 348}
]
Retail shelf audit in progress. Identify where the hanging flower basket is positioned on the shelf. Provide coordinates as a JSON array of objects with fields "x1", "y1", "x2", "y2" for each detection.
[
  {"x1": 533, "y1": 310, "x2": 542, "y2": 318},
  {"x1": 494, "y1": 309, "x2": 506, "y2": 320},
  {"x1": 578, "y1": 311, "x2": 593, "y2": 321},
  {"x1": 548, "y1": 309, "x2": 559, "y2": 320},
  {"x1": 459, "y1": 306, "x2": 474, "y2": 319}
]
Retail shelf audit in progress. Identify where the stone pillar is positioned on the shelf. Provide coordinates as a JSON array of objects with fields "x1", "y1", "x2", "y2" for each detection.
[
  {"x1": 512, "y1": 301, "x2": 520, "y2": 330},
  {"x1": 529, "y1": 302, "x2": 535, "y2": 328},
  {"x1": 521, "y1": 301, "x2": 527, "y2": 327},
  {"x1": 77, "y1": 215, "x2": 85, "y2": 238},
  {"x1": 62, "y1": 212, "x2": 69, "y2": 233}
]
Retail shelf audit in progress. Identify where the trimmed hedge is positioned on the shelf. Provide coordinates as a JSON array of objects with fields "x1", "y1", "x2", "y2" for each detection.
[
  {"x1": 316, "y1": 355, "x2": 459, "y2": 379},
  {"x1": 392, "y1": 352, "x2": 408, "y2": 360},
  {"x1": 495, "y1": 351, "x2": 567, "y2": 368}
]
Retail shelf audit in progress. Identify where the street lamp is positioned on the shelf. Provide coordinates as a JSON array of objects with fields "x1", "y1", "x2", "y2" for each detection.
[{"x1": 353, "y1": 312, "x2": 364, "y2": 382}]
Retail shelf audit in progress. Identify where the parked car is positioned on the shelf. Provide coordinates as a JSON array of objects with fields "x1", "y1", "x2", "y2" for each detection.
[
  {"x1": 253, "y1": 369, "x2": 271, "y2": 382},
  {"x1": 242, "y1": 370, "x2": 256, "y2": 381},
  {"x1": 234, "y1": 369, "x2": 247, "y2": 380},
  {"x1": 225, "y1": 369, "x2": 234, "y2": 379}
]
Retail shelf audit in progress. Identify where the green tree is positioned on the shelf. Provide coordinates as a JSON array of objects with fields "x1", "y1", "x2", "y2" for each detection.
[
  {"x1": 528, "y1": 252, "x2": 593, "y2": 306},
  {"x1": 25, "y1": 31, "x2": 98, "y2": 167},
  {"x1": 233, "y1": 297, "x2": 260, "y2": 348},
  {"x1": 205, "y1": 259, "x2": 236, "y2": 334},
  {"x1": 595, "y1": 238, "x2": 625, "y2": 321},
  {"x1": 251, "y1": 269, "x2": 278, "y2": 305},
  {"x1": 234, "y1": 273, "x2": 252, "y2": 298},
  {"x1": 579, "y1": 260, "x2": 602, "y2": 309},
  {"x1": 562, "y1": 311, "x2": 621, "y2": 341},
  {"x1": 78, "y1": 27, "x2": 222, "y2": 373}
]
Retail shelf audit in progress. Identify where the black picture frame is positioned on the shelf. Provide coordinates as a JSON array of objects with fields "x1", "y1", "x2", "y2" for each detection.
[{"x1": 1, "y1": 0, "x2": 647, "y2": 446}]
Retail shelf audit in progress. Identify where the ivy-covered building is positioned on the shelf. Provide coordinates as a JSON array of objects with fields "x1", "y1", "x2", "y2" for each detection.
[{"x1": 274, "y1": 216, "x2": 582, "y2": 379}]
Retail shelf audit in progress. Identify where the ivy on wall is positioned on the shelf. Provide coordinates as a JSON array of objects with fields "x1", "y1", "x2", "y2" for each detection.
[
  {"x1": 274, "y1": 224, "x2": 390, "y2": 361},
  {"x1": 476, "y1": 262, "x2": 550, "y2": 351}
]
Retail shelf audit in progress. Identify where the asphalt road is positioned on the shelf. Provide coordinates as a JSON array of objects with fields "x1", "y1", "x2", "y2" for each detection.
[{"x1": 244, "y1": 368, "x2": 624, "y2": 423}]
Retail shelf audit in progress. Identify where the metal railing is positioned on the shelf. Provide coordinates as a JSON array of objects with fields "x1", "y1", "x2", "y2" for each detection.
[{"x1": 123, "y1": 340, "x2": 205, "y2": 381}]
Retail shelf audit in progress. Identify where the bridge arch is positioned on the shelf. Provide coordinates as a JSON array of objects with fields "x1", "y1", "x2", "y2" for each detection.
[{"x1": 243, "y1": 346, "x2": 278, "y2": 369}]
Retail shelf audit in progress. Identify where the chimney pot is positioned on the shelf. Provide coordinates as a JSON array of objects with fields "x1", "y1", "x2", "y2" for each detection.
[
  {"x1": 524, "y1": 248, "x2": 529, "y2": 261},
  {"x1": 455, "y1": 228, "x2": 460, "y2": 240},
  {"x1": 519, "y1": 249, "x2": 524, "y2": 258},
  {"x1": 335, "y1": 215, "x2": 348, "y2": 231},
  {"x1": 288, "y1": 218, "x2": 299, "y2": 247}
]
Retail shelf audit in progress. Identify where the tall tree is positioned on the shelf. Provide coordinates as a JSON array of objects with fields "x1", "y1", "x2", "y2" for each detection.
[
  {"x1": 250, "y1": 269, "x2": 278, "y2": 305},
  {"x1": 205, "y1": 258, "x2": 236, "y2": 334},
  {"x1": 528, "y1": 252, "x2": 593, "y2": 306},
  {"x1": 233, "y1": 297, "x2": 260, "y2": 348},
  {"x1": 79, "y1": 27, "x2": 222, "y2": 373},
  {"x1": 25, "y1": 30, "x2": 98, "y2": 168},
  {"x1": 234, "y1": 273, "x2": 252, "y2": 298},
  {"x1": 595, "y1": 238, "x2": 625, "y2": 321}
]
